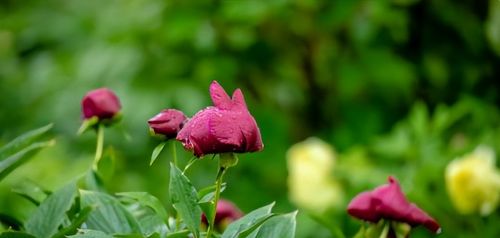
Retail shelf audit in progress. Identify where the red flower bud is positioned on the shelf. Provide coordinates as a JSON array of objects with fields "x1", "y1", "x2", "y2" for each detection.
[
  {"x1": 148, "y1": 109, "x2": 187, "y2": 139},
  {"x1": 81, "y1": 88, "x2": 121, "y2": 120},
  {"x1": 347, "y1": 176, "x2": 440, "y2": 234},
  {"x1": 176, "y1": 81, "x2": 263, "y2": 157},
  {"x1": 201, "y1": 199, "x2": 243, "y2": 227}
]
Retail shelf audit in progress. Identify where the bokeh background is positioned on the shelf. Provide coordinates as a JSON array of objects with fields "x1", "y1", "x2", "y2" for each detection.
[{"x1": 1, "y1": 0, "x2": 500, "y2": 237}]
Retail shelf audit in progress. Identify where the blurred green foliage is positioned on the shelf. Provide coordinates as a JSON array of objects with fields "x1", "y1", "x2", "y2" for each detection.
[{"x1": 1, "y1": 0, "x2": 499, "y2": 237}]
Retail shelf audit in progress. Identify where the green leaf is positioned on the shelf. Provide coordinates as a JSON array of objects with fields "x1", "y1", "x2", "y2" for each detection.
[
  {"x1": 52, "y1": 206, "x2": 94, "y2": 238},
  {"x1": 0, "y1": 140, "x2": 55, "y2": 181},
  {"x1": 197, "y1": 183, "x2": 226, "y2": 203},
  {"x1": 77, "y1": 117, "x2": 99, "y2": 135},
  {"x1": 25, "y1": 182, "x2": 77, "y2": 238},
  {"x1": 0, "y1": 213, "x2": 23, "y2": 231},
  {"x1": 150, "y1": 142, "x2": 167, "y2": 166},
  {"x1": 116, "y1": 192, "x2": 169, "y2": 224},
  {"x1": 0, "y1": 231, "x2": 36, "y2": 238},
  {"x1": 0, "y1": 124, "x2": 52, "y2": 161},
  {"x1": 169, "y1": 163, "x2": 201, "y2": 238},
  {"x1": 221, "y1": 202, "x2": 274, "y2": 238},
  {"x1": 251, "y1": 211, "x2": 297, "y2": 238},
  {"x1": 166, "y1": 230, "x2": 190, "y2": 238},
  {"x1": 68, "y1": 229, "x2": 112, "y2": 238},
  {"x1": 80, "y1": 190, "x2": 142, "y2": 234},
  {"x1": 12, "y1": 180, "x2": 49, "y2": 206},
  {"x1": 95, "y1": 147, "x2": 115, "y2": 183}
]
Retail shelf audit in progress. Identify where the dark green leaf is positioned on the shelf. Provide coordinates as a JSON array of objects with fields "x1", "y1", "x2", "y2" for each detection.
[
  {"x1": 80, "y1": 190, "x2": 142, "y2": 234},
  {"x1": 169, "y1": 163, "x2": 201, "y2": 238},
  {"x1": 0, "y1": 213, "x2": 23, "y2": 230},
  {"x1": 0, "y1": 124, "x2": 52, "y2": 161},
  {"x1": 25, "y1": 182, "x2": 77, "y2": 238},
  {"x1": 221, "y1": 202, "x2": 274, "y2": 238},
  {"x1": 0, "y1": 231, "x2": 36, "y2": 238},
  {"x1": 251, "y1": 211, "x2": 297, "y2": 238},
  {"x1": 52, "y1": 206, "x2": 94, "y2": 238},
  {"x1": 0, "y1": 140, "x2": 55, "y2": 181},
  {"x1": 150, "y1": 142, "x2": 166, "y2": 166}
]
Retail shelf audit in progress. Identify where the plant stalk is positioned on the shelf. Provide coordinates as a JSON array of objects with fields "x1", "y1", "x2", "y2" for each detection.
[
  {"x1": 92, "y1": 124, "x2": 104, "y2": 171},
  {"x1": 206, "y1": 164, "x2": 227, "y2": 238}
]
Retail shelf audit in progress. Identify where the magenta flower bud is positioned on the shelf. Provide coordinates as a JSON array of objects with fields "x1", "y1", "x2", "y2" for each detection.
[
  {"x1": 176, "y1": 81, "x2": 264, "y2": 157},
  {"x1": 347, "y1": 176, "x2": 440, "y2": 234},
  {"x1": 148, "y1": 109, "x2": 187, "y2": 139},
  {"x1": 201, "y1": 199, "x2": 243, "y2": 227},
  {"x1": 81, "y1": 88, "x2": 121, "y2": 120}
]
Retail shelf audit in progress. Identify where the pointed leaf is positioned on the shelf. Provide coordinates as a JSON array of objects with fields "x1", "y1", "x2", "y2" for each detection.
[
  {"x1": 116, "y1": 192, "x2": 168, "y2": 224},
  {"x1": 251, "y1": 211, "x2": 297, "y2": 238},
  {"x1": 150, "y1": 142, "x2": 167, "y2": 166},
  {"x1": 80, "y1": 190, "x2": 141, "y2": 234},
  {"x1": 0, "y1": 124, "x2": 52, "y2": 161},
  {"x1": 52, "y1": 206, "x2": 94, "y2": 238},
  {"x1": 25, "y1": 182, "x2": 77, "y2": 238},
  {"x1": 0, "y1": 140, "x2": 55, "y2": 181},
  {"x1": 169, "y1": 163, "x2": 201, "y2": 238},
  {"x1": 221, "y1": 202, "x2": 274, "y2": 238},
  {"x1": 12, "y1": 180, "x2": 49, "y2": 206}
]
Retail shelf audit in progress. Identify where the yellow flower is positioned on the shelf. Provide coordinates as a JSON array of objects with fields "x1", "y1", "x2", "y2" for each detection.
[
  {"x1": 445, "y1": 146, "x2": 500, "y2": 216},
  {"x1": 287, "y1": 138, "x2": 344, "y2": 214}
]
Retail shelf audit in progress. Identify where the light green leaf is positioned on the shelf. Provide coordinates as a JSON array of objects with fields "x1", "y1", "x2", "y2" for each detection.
[
  {"x1": 68, "y1": 229, "x2": 112, "y2": 238},
  {"x1": 95, "y1": 147, "x2": 115, "y2": 183},
  {"x1": 0, "y1": 124, "x2": 52, "y2": 161},
  {"x1": 25, "y1": 182, "x2": 77, "y2": 238},
  {"x1": 166, "y1": 230, "x2": 190, "y2": 238},
  {"x1": 251, "y1": 211, "x2": 297, "y2": 238},
  {"x1": 12, "y1": 180, "x2": 49, "y2": 206},
  {"x1": 0, "y1": 140, "x2": 55, "y2": 181},
  {"x1": 169, "y1": 163, "x2": 201, "y2": 238},
  {"x1": 150, "y1": 142, "x2": 167, "y2": 166},
  {"x1": 221, "y1": 202, "x2": 274, "y2": 238},
  {"x1": 80, "y1": 190, "x2": 142, "y2": 234},
  {"x1": 116, "y1": 192, "x2": 169, "y2": 224},
  {"x1": 197, "y1": 183, "x2": 226, "y2": 203}
]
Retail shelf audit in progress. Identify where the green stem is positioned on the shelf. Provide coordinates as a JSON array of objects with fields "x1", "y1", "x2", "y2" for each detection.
[
  {"x1": 206, "y1": 165, "x2": 227, "y2": 238},
  {"x1": 172, "y1": 141, "x2": 178, "y2": 167},
  {"x1": 183, "y1": 157, "x2": 198, "y2": 174},
  {"x1": 92, "y1": 124, "x2": 104, "y2": 171}
]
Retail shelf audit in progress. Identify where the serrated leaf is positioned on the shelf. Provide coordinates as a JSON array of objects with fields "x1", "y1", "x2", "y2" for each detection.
[
  {"x1": 0, "y1": 231, "x2": 36, "y2": 238},
  {"x1": 169, "y1": 163, "x2": 201, "y2": 238},
  {"x1": 68, "y1": 229, "x2": 112, "y2": 238},
  {"x1": 0, "y1": 124, "x2": 52, "y2": 161},
  {"x1": 251, "y1": 211, "x2": 297, "y2": 238},
  {"x1": 150, "y1": 142, "x2": 167, "y2": 166},
  {"x1": 0, "y1": 140, "x2": 55, "y2": 181},
  {"x1": 25, "y1": 182, "x2": 77, "y2": 238},
  {"x1": 80, "y1": 190, "x2": 142, "y2": 234},
  {"x1": 221, "y1": 202, "x2": 274, "y2": 238},
  {"x1": 116, "y1": 192, "x2": 168, "y2": 223}
]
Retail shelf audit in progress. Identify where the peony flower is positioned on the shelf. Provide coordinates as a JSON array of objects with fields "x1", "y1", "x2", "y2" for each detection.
[
  {"x1": 445, "y1": 146, "x2": 500, "y2": 216},
  {"x1": 287, "y1": 138, "x2": 344, "y2": 214},
  {"x1": 347, "y1": 176, "x2": 440, "y2": 234},
  {"x1": 81, "y1": 88, "x2": 121, "y2": 120},
  {"x1": 148, "y1": 109, "x2": 187, "y2": 139},
  {"x1": 201, "y1": 199, "x2": 243, "y2": 230},
  {"x1": 176, "y1": 81, "x2": 263, "y2": 157}
]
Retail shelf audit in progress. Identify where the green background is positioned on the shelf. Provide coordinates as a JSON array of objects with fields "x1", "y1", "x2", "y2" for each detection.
[{"x1": 1, "y1": 0, "x2": 500, "y2": 237}]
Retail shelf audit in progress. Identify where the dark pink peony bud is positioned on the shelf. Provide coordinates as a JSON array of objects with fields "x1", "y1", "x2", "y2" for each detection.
[
  {"x1": 347, "y1": 176, "x2": 440, "y2": 234},
  {"x1": 81, "y1": 88, "x2": 121, "y2": 120},
  {"x1": 148, "y1": 109, "x2": 187, "y2": 139},
  {"x1": 176, "y1": 81, "x2": 264, "y2": 157},
  {"x1": 201, "y1": 199, "x2": 243, "y2": 227}
]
